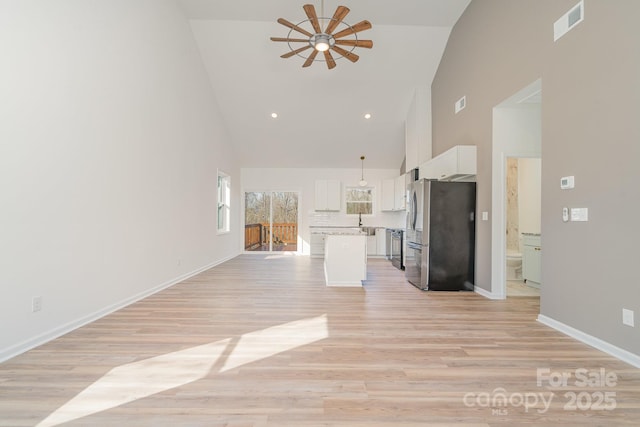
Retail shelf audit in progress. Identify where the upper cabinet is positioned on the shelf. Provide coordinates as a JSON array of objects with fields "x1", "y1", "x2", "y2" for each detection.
[
  {"x1": 381, "y1": 174, "x2": 407, "y2": 212},
  {"x1": 394, "y1": 174, "x2": 406, "y2": 210},
  {"x1": 315, "y1": 179, "x2": 341, "y2": 211},
  {"x1": 405, "y1": 87, "x2": 432, "y2": 171},
  {"x1": 381, "y1": 179, "x2": 395, "y2": 211},
  {"x1": 419, "y1": 145, "x2": 477, "y2": 182}
]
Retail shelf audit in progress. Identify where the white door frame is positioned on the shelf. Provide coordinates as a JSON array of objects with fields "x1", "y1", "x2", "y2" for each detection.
[
  {"x1": 242, "y1": 190, "x2": 301, "y2": 254},
  {"x1": 491, "y1": 79, "x2": 542, "y2": 299}
]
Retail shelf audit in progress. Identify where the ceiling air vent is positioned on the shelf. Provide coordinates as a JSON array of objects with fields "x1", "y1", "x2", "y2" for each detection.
[{"x1": 554, "y1": 1, "x2": 584, "y2": 41}]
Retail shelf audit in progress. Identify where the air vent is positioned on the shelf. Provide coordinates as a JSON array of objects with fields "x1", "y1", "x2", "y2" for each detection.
[
  {"x1": 554, "y1": 1, "x2": 584, "y2": 41},
  {"x1": 455, "y1": 96, "x2": 466, "y2": 114}
]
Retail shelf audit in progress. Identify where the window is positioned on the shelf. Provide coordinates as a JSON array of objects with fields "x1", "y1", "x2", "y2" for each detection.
[
  {"x1": 345, "y1": 187, "x2": 373, "y2": 215},
  {"x1": 217, "y1": 171, "x2": 231, "y2": 233}
]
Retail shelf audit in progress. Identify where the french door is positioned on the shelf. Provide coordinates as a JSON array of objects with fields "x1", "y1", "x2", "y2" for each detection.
[{"x1": 244, "y1": 191, "x2": 299, "y2": 252}]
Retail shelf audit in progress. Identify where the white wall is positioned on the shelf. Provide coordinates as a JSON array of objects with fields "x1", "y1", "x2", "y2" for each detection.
[
  {"x1": 241, "y1": 168, "x2": 406, "y2": 254},
  {"x1": 0, "y1": 1, "x2": 240, "y2": 361}
]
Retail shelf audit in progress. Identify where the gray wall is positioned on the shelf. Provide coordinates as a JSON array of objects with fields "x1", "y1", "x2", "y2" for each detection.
[
  {"x1": 432, "y1": 0, "x2": 640, "y2": 356},
  {"x1": 0, "y1": 0, "x2": 241, "y2": 360}
]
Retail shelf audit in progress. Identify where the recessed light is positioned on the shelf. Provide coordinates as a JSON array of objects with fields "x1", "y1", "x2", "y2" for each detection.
[
  {"x1": 271, "y1": 112, "x2": 278, "y2": 119},
  {"x1": 364, "y1": 113, "x2": 372, "y2": 119}
]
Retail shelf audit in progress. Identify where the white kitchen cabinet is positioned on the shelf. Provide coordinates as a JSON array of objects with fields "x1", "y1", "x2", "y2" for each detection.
[
  {"x1": 310, "y1": 233, "x2": 327, "y2": 257},
  {"x1": 314, "y1": 179, "x2": 341, "y2": 211},
  {"x1": 375, "y1": 228, "x2": 386, "y2": 256},
  {"x1": 394, "y1": 175, "x2": 406, "y2": 210},
  {"x1": 366, "y1": 229, "x2": 388, "y2": 257},
  {"x1": 419, "y1": 145, "x2": 476, "y2": 181},
  {"x1": 381, "y1": 175, "x2": 407, "y2": 212},
  {"x1": 324, "y1": 235, "x2": 367, "y2": 286},
  {"x1": 522, "y1": 234, "x2": 541, "y2": 284},
  {"x1": 405, "y1": 87, "x2": 432, "y2": 171},
  {"x1": 366, "y1": 235, "x2": 377, "y2": 257},
  {"x1": 381, "y1": 178, "x2": 395, "y2": 211}
]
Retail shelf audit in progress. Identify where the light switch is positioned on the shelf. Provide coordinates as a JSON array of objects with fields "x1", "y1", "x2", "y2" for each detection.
[
  {"x1": 482, "y1": 211, "x2": 489, "y2": 221},
  {"x1": 570, "y1": 208, "x2": 589, "y2": 222},
  {"x1": 623, "y1": 309, "x2": 635, "y2": 327}
]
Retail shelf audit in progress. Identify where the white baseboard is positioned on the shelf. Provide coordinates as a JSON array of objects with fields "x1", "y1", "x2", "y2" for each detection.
[
  {"x1": 0, "y1": 253, "x2": 239, "y2": 363},
  {"x1": 537, "y1": 314, "x2": 640, "y2": 368},
  {"x1": 474, "y1": 285, "x2": 505, "y2": 300}
]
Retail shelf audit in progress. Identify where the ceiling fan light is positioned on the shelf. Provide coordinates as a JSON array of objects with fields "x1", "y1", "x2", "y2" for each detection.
[
  {"x1": 315, "y1": 40, "x2": 330, "y2": 52},
  {"x1": 312, "y1": 34, "x2": 332, "y2": 52}
]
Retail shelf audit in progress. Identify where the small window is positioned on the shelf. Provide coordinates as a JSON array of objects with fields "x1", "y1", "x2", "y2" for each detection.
[
  {"x1": 345, "y1": 187, "x2": 373, "y2": 215},
  {"x1": 217, "y1": 170, "x2": 231, "y2": 233}
]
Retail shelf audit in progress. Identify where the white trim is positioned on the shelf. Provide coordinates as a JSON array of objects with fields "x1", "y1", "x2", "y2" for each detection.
[
  {"x1": 217, "y1": 169, "x2": 231, "y2": 234},
  {"x1": 491, "y1": 79, "x2": 542, "y2": 298},
  {"x1": 0, "y1": 253, "x2": 239, "y2": 363},
  {"x1": 241, "y1": 189, "x2": 302, "y2": 255},
  {"x1": 538, "y1": 314, "x2": 640, "y2": 369},
  {"x1": 474, "y1": 285, "x2": 503, "y2": 300}
]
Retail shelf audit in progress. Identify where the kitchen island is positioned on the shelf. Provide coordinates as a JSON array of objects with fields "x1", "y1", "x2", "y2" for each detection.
[
  {"x1": 324, "y1": 234, "x2": 367, "y2": 287},
  {"x1": 310, "y1": 225, "x2": 387, "y2": 258}
]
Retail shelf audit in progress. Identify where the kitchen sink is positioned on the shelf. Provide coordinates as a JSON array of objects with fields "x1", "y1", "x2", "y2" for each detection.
[{"x1": 359, "y1": 226, "x2": 377, "y2": 236}]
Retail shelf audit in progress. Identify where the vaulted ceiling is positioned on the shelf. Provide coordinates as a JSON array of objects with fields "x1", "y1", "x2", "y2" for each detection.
[{"x1": 177, "y1": 0, "x2": 471, "y2": 169}]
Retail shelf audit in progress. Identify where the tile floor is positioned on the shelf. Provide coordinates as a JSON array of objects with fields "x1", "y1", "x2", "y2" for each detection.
[{"x1": 507, "y1": 279, "x2": 540, "y2": 297}]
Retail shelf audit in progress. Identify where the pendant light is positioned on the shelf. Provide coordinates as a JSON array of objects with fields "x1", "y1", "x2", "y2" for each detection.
[{"x1": 359, "y1": 155, "x2": 367, "y2": 187}]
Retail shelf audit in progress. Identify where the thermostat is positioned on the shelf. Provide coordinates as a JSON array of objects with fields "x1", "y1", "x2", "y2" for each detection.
[{"x1": 560, "y1": 176, "x2": 575, "y2": 189}]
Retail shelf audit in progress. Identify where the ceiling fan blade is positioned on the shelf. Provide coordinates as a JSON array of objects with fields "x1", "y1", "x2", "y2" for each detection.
[
  {"x1": 303, "y1": 4, "x2": 322, "y2": 34},
  {"x1": 281, "y1": 45, "x2": 311, "y2": 59},
  {"x1": 331, "y1": 45, "x2": 359, "y2": 63},
  {"x1": 332, "y1": 20, "x2": 372, "y2": 39},
  {"x1": 277, "y1": 18, "x2": 313, "y2": 38},
  {"x1": 324, "y1": 6, "x2": 350, "y2": 35},
  {"x1": 271, "y1": 37, "x2": 310, "y2": 43},
  {"x1": 323, "y1": 51, "x2": 336, "y2": 70},
  {"x1": 302, "y1": 49, "x2": 319, "y2": 68},
  {"x1": 334, "y1": 39, "x2": 373, "y2": 49}
]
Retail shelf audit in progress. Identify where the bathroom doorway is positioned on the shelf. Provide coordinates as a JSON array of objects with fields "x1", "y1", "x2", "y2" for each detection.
[
  {"x1": 491, "y1": 79, "x2": 542, "y2": 299},
  {"x1": 505, "y1": 157, "x2": 541, "y2": 297}
]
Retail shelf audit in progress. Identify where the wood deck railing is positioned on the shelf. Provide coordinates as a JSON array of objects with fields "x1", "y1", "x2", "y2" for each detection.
[
  {"x1": 245, "y1": 223, "x2": 263, "y2": 250},
  {"x1": 244, "y1": 223, "x2": 298, "y2": 250}
]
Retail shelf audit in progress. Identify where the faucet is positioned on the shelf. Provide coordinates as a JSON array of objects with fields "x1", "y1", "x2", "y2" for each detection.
[{"x1": 358, "y1": 212, "x2": 362, "y2": 227}]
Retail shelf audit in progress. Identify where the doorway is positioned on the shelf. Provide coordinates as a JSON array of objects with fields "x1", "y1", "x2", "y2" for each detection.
[
  {"x1": 505, "y1": 157, "x2": 541, "y2": 297},
  {"x1": 491, "y1": 79, "x2": 542, "y2": 299},
  {"x1": 244, "y1": 191, "x2": 299, "y2": 252}
]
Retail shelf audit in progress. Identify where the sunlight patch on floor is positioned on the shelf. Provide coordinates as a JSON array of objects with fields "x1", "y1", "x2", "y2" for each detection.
[{"x1": 37, "y1": 314, "x2": 328, "y2": 426}]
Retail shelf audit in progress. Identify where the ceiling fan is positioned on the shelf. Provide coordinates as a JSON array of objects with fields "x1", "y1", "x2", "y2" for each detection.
[{"x1": 270, "y1": 3, "x2": 373, "y2": 70}]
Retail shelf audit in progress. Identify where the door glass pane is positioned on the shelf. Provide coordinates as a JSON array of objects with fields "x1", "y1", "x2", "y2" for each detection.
[
  {"x1": 271, "y1": 192, "x2": 298, "y2": 252},
  {"x1": 244, "y1": 191, "x2": 298, "y2": 252},
  {"x1": 244, "y1": 192, "x2": 271, "y2": 251}
]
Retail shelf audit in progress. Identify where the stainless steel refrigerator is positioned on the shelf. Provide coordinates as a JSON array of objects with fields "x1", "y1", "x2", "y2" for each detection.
[{"x1": 405, "y1": 179, "x2": 476, "y2": 291}]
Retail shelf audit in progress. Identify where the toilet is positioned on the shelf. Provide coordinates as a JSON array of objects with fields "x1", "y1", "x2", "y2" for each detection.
[{"x1": 506, "y1": 250, "x2": 522, "y2": 280}]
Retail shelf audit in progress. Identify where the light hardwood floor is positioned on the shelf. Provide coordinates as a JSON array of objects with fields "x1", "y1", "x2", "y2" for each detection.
[{"x1": 1, "y1": 255, "x2": 639, "y2": 426}]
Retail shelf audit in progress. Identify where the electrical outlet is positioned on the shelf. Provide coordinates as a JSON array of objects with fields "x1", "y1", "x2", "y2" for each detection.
[
  {"x1": 622, "y1": 309, "x2": 635, "y2": 327},
  {"x1": 32, "y1": 296, "x2": 42, "y2": 313}
]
